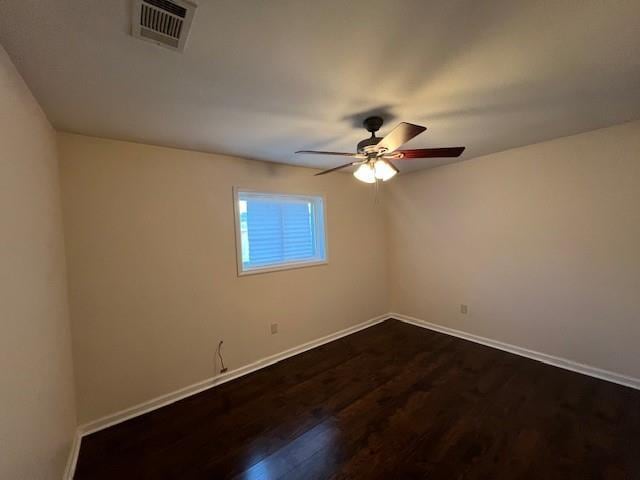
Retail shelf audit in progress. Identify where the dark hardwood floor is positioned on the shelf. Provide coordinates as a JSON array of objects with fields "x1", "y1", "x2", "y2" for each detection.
[{"x1": 75, "y1": 319, "x2": 640, "y2": 479}]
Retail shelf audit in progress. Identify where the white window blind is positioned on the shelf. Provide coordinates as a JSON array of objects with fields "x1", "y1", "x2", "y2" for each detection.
[{"x1": 234, "y1": 190, "x2": 327, "y2": 274}]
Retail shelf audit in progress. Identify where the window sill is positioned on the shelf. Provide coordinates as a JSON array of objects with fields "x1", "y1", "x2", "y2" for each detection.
[{"x1": 238, "y1": 259, "x2": 328, "y2": 276}]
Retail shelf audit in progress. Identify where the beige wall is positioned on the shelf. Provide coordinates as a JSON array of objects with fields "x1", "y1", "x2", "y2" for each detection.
[
  {"x1": 0, "y1": 47, "x2": 76, "y2": 478},
  {"x1": 56, "y1": 116, "x2": 640, "y2": 425},
  {"x1": 58, "y1": 133, "x2": 389, "y2": 423},
  {"x1": 387, "y1": 121, "x2": 640, "y2": 379}
]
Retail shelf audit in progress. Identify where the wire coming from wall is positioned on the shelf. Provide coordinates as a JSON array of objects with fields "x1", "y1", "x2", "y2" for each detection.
[{"x1": 217, "y1": 341, "x2": 228, "y2": 373}]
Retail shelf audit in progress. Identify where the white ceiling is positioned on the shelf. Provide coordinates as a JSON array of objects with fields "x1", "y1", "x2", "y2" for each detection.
[{"x1": 1, "y1": 0, "x2": 639, "y2": 173}]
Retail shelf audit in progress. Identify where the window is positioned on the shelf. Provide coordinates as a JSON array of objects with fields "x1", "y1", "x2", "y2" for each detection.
[{"x1": 234, "y1": 189, "x2": 328, "y2": 275}]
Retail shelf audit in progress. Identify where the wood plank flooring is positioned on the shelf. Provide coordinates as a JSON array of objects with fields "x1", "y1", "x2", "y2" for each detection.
[{"x1": 74, "y1": 319, "x2": 640, "y2": 479}]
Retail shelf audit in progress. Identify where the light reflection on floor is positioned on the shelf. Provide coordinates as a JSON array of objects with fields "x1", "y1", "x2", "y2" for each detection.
[{"x1": 241, "y1": 419, "x2": 339, "y2": 479}]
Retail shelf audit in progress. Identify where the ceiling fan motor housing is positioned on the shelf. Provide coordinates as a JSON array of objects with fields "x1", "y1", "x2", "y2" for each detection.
[
  {"x1": 358, "y1": 116, "x2": 385, "y2": 154},
  {"x1": 357, "y1": 136, "x2": 382, "y2": 154}
]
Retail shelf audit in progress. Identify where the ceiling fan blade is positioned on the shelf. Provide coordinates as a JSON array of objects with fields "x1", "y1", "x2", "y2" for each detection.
[
  {"x1": 314, "y1": 162, "x2": 359, "y2": 176},
  {"x1": 392, "y1": 147, "x2": 466, "y2": 159},
  {"x1": 376, "y1": 122, "x2": 427, "y2": 154},
  {"x1": 296, "y1": 150, "x2": 359, "y2": 157}
]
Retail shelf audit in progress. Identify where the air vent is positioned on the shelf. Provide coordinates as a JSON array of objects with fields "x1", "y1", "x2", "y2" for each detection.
[{"x1": 132, "y1": 0, "x2": 196, "y2": 51}]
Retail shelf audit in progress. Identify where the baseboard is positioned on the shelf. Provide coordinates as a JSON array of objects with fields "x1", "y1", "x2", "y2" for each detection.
[
  {"x1": 63, "y1": 429, "x2": 82, "y2": 479},
  {"x1": 391, "y1": 312, "x2": 640, "y2": 391},
  {"x1": 64, "y1": 311, "x2": 639, "y2": 478},
  {"x1": 78, "y1": 313, "x2": 390, "y2": 437}
]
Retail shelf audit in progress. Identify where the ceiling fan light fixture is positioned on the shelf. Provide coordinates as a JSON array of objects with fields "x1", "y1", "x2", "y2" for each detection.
[
  {"x1": 373, "y1": 159, "x2": 398, "y2": 181},
  {"x1": 297, "y1": 117, "x2": 466, "y2": 180},
  {"x1": 353, "y1": 163, "x2": 376, "y2": 183}
]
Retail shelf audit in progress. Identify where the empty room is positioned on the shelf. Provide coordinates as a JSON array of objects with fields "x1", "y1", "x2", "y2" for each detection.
[{"x1": 1, "y1": 1, "x2": 639, "y2": 478}]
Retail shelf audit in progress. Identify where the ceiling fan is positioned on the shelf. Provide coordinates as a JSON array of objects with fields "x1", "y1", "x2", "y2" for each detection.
[{"x1": 296, "y1": 116, "x2": 465, "y2": 183}]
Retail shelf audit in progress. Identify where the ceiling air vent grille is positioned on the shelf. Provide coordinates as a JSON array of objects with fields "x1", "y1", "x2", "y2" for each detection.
[{"x1": 132, "y1": 0, "x2": 196, "y2": 52}]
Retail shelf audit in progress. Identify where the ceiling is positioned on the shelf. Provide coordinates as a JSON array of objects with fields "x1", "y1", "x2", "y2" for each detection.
[{"x1": 1, "y1": 0, "x2": 639, "y2": 173}]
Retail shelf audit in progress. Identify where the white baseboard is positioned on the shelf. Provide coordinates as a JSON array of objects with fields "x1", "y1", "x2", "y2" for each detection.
[
  {"x1": 64, "y1": 311, "x2": 639, "y2": 477},
  {"x1": 63, "y1": 429, "x2": 82, "y2": 480},
  {"x1": 391, "y1": 312, "x2": 640, "y2": 391},
  {"x1": 64, "y1": 313, "x2": 389, "y2": 478},
  {"x1": 78, "y1": 314, "x2": 389, "y2": 437}
]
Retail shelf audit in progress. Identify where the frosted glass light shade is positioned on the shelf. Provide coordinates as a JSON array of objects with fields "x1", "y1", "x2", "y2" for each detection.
[
  {"x1": 353, "y1": 163, "x2": 376, "y2": 183},
  {"x1": 374, "y1": 159, "x2": 398, "y2": 181}
]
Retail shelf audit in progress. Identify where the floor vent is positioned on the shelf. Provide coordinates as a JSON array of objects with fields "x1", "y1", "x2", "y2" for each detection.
[{"x1": 132, "y1": 0, "x2": 196, "y2": 52}]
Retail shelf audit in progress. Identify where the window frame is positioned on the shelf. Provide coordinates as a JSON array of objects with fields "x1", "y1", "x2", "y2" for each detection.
[{"x1": 232, "y1": 187, "x2": 329, "y2": 276}]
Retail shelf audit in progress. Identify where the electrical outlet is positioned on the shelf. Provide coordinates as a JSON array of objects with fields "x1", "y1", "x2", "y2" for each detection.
[
  {"x1": 270, "y1": 323, "x2": 278, "y2": 334},
  {"x1": 460, "y1": 304, "x2": 468, "y2": 314}
]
